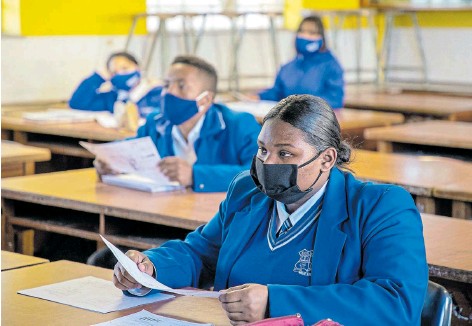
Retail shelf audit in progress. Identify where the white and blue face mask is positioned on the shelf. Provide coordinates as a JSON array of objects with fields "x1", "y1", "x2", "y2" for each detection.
[
  {"x1": 161, "y1": 92, "x2": 208, "y2": 125},
  {"x1": 295, "y1": 36, "x2": 323, "y2": 56},
  {"x1": 110, "y1": 70, "x2": 141, "y2": 91}
]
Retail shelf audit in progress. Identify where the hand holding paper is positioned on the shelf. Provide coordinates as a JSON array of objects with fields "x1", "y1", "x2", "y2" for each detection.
[{"x1": 102, "y1": 235, "x2": 220, "y2": 298}]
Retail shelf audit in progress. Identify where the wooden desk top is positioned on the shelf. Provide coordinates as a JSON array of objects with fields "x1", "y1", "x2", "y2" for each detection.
[
  {"x1": 1, "y1": 169, "x2": 226, "y2": 230},
  {"x1": 434, "y1": 177, "x2": 472, "y2": 202},
  {"x1": 1, "y1": 251, "x2": 49, "y2": 271},
  {"x1": 350, "y1": 150, "x2": 472, "y2": 196},
  {"x1": 364, "y1": 120, "x2": 472, "y2": 150},
  {"x1": 227, "y1": 102, "x2": 404, "y2": 130},
  {"x1": 345, "y1": 89, "x2": 472, "y2": 117},
  {"x1": 1, "y1": 141, "x2": 51, "y2": 164},
  {"x1": 2, "y1": 111, "x2": 134, "y2": 142},
  {"x1": 422, "y1": 214, "x2": 472, "y2": 283},
  {"x1": 2, "y1": 260, "x2": 229, "y2": 326}
]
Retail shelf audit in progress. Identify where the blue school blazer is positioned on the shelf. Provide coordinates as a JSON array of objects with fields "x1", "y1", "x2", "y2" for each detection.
[
  {"x1": 259, "y1": 51, "x2": 344, "y2": 109},
  {"x1": 135, "y1": 103, "x2": 261, "y2": 192},
  {"x1": 144, "y1": 168, "x2": 428, "y2": 325},
  {"x1": 69, "y1": 72, "x2": 162, "y2": 117}
]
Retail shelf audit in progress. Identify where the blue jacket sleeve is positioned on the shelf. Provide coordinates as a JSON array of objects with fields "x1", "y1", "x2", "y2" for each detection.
[
  {"x1": 267, "y1": 186, "x2": 428, "y2": 325},
  {"x1": 69, "y1": 72, "x2": 116, "y2": 112},
  {"x1": 258, "y1": 68, "x2": 284, "y2": 101},
  {"x1": 322, "y1": 61, "x2": 344, "y2": 109},
  {"x1": 192, "y1": 115, "x2": 260, "y2": 192},
  {"x1": 143, "y1": 182, "x2": 236, "y2": 288}
]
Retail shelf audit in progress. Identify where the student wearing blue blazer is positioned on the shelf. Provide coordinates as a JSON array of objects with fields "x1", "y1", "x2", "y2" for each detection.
[
  {"x1": 257, "y1": 16, "x2": 344, "y2": 109},
  {"x1": 69, "y1": 52, "x2": 162, "y2": 118},
  {"x1": 95, "y1": 55, "x2": 261, "y2": 193},
  {"x1": 113, "y1": 95, "x2": 428, "y2": 325}
]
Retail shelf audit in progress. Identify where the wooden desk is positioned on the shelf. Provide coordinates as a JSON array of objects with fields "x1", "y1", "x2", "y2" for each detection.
[
  {"x1": 227, "y1": 102, "x2": 404, "y2": 149},
  {"x1": 345, "y1": 88, "x2": 472, "y2": 119},
  {"x1": 1, "y1": 169, "x2": 225, "y2": 254},
  {"x1": 434, "y1": 177, "x2": 472, "y2": 220},
  {"x1": 351, "y1": 150, "x2": 472, "y2": 218},
  {"x1": 422, "y1": 214, "x2": 472, "y2": 284},
  {"x1": 1, "y1": 250, "x2": 49, "y2": 271},
  {"x1": 1, "y1": 111, "x2": 134, "y2": 158},
  {"x1": 364, "y1": 120, "x2": 472, "y2": 158},
  {"x1": 2, "y1": 260, "x2": 229, "y2": 326},
  {"x1": 1, "y1": 141, "x2": 51, "y2": 177}
]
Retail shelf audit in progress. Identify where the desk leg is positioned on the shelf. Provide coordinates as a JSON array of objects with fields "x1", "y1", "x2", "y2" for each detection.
[
  {"x1": 416, "y1": 196, "x2": 436, "y2": 214},
  {"x1": 24, "y1": 162, "x2": 35, "y2": 175},
  {"x1": 1, "y1": 199, "x2": 15, "y2": 251},
  {"x1": 13, "y1": 130, "x2": 28, "y2": 144},
  {"x1": 377, "y1": 141, "x2": 393, "y2": 153},
  {"x1": 452, "y1": 201, "x2": 472, "y2": 220},
  {"x1": 17, "y1": 229, "x2": 35, "y2": 255},
  {"x1": 98, "y1": 213, "x2": 105, "y2": 250}
]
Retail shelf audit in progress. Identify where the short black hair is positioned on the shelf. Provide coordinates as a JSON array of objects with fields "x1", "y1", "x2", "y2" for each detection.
[
  {"x1": 106, "y1": 52, "x2": 139, "y2": 70},
  {"x1": 172, "y1": 55, "x2": 218, "y2": 93},
  {"x1": 264, "y1": 95, "x2": 351, "y2": 167},
  {"x1": 298, "y1": 15, "x2": 327, "y2": 51}
]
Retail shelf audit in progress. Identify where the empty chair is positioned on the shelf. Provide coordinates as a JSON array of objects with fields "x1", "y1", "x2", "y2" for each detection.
[{"x1": 421, "y1": 281, "x2": 452, "y2": 326}]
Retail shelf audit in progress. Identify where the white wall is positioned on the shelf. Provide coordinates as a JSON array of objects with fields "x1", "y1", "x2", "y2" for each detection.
[{"x1": 2, "y1": 26, "x2": 472, "y2": 104}]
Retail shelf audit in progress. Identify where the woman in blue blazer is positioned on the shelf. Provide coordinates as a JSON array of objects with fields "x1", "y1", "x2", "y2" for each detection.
[
  {"x1": 113, "y1": 95, "x2": 428, "y2": 325},
  {"x1": 258, "y1": 16, "x2": 344, "y2": 109},
  {"x1": 69, "y1": 52, "x2": 162, "y2": 118}
]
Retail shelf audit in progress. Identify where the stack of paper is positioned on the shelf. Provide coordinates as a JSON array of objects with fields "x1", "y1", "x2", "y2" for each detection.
[
  {"x1": 81, "y1": 137, "x2": 184, "y2": 193},
  {"x1": 102, "y1": 173, "x2": 182, "y2": 193},
  {"x1": 92, "y1": 309, "x2": 213, "y2": 326},
  {"x1": 23, "y1": 108, "x2": 102, "y2": 123}
]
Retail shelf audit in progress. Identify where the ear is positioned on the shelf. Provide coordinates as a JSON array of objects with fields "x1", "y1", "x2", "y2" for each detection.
[
  {"x1": 320, "y1": 147, "x2": 337, "y2": 172},
  {"x1": 196, "y1": 91, "x2": 214, "y2": 112}
]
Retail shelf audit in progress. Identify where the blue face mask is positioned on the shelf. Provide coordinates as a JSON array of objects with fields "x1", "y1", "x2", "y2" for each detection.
[
  {"x1": 295, "y1": 36, "x2": 323, "y2": 56},
  {"x1": 110, "y1": 71, "x2": 141, "y2": 91},
  {"x1": 161, "y1": 93, "x2": 199, "y2": 125}
]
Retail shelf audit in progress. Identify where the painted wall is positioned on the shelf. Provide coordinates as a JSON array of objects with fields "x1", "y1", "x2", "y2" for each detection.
[{"x1": 2, "y1": 25, "x2": 472, "y2": 104}]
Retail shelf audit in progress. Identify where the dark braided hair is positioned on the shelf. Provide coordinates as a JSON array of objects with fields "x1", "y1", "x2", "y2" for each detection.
[{"x1": 263, "y1": 94, "x2": 351, "y2": 168}]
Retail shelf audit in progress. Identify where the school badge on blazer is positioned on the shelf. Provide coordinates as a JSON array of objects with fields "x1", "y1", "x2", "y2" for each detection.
[{"x1": 294, "y1": 249, "x2": 313, "y2": 276}]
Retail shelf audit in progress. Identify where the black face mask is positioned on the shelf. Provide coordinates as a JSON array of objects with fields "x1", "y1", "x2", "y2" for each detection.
[{"x1": 250, "y1": 152, "x2": 323, "y2": 205}]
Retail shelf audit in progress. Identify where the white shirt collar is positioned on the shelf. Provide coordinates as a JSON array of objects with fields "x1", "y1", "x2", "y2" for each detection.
[
  {"x1": 171, "y1": 114, "x2": 206, "y2": 165},
  {"x1": 276, "y1": 179, "x2": 328, "y2": 231}
]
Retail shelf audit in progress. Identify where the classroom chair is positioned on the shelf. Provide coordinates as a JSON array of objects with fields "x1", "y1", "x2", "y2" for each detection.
[{"x1": 421, "y1": 281, "x2": 452, "y2": 326}]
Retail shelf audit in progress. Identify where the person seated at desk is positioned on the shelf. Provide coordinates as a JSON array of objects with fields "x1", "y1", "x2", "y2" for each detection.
[
  {"x1": 113, "y1": 95, "x2": 428, "y2": 325},
  {"x1": 254, "y1": 16, "x2": 344, "y2": 109},
  {"x1": 96, "y1": 55, "x2": 261, "y2": 193},
  {"x1": 69, "y1": 51, "x2": 162, "y2": 118}
]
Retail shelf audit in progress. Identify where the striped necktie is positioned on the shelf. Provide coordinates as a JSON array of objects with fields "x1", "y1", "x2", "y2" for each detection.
[{"x1": 277, "y1": 217, "x2": 293, "y2": 238}]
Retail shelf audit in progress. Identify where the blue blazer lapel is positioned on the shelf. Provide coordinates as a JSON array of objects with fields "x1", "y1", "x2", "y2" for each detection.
[
  {"x1": 154, "y1": 120, "x2": 175, "y2": 157},
  {"x1": 214, "y1": 192, "x2": 272, "y2": 289},
  {"x1": 310, "y1": 168, "x2": 349, "y2": 286}
]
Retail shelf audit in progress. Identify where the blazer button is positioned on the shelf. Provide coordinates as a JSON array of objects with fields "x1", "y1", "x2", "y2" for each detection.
[{"x1": 199, "y1": 184, "x2": 205, "y2": 190}]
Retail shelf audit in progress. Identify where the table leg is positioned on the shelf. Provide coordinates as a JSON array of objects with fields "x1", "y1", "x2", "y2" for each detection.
[
  {"x1": 2, "y1": 199, "x2": 15, "y2": 251},
  {"x1": 416, "y1": 196, "x2": 436, "y2": 214},
  {"x1": 377, "y1": 141, "x2": 393, "y2": 152},
  {"x1": 452, "y1": 201, "x2": 472, "y2": 220}
]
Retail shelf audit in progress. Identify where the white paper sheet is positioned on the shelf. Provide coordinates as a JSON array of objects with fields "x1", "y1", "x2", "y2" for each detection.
[
  {"x1": 81, "y1": 137, "x2": 183, "y2": 192},
  {"x1": 22, "y1": 109, "x2": 103, "y2": 123},
  {"x1": 92, "y1": 309, "x2": 213, "y2": 326},
  {"x1": 100, "y1": 235, "x2": 221, "y2": 299},
  {"x1": 80, "y1": 137, "x2": 161, "y2": 173},
  {"x1": 18, "y1": 276, "x2": 174, "y2": 313}
]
